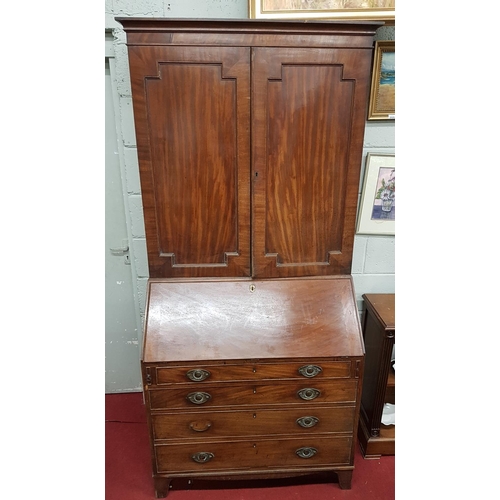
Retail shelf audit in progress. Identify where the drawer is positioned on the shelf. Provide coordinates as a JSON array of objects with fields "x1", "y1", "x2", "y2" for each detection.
[
  {"x1": 155, "y1": 436, "x2": 352, "y2": 473},
  {"x1": 153, "y1": 361, "x2": 352, "y2": 385},
  {"x1": 152, "y1": 405, "x2": 355, "y2": 441},
  {"x1": 148, "y1": 379, "x2": 357, "y2": 410}
]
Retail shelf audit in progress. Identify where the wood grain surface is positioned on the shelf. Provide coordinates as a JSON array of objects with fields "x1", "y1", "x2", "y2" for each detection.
[{"x1": 143, "y1": 277, "x2": 363, "y2": 363}]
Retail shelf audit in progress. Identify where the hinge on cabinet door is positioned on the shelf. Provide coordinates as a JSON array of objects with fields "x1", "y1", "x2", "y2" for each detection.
[{"x1": 145, "y1": 367, "x2": 152, "y2": 386}]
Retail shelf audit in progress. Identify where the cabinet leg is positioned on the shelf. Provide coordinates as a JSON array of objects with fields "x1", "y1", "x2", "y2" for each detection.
[
  {"x1": 336, "y1": 470, "x2": 352, "y2": 490},
  {"x1": 154, "y1": 477, "x2": 171, "y2": 498}
]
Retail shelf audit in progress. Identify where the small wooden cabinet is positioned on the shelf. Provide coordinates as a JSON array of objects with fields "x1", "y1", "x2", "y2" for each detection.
[
  {"x1": 357, "y1": 293, "x2": 395, "y2": 458},
  {"x1": 142, "y1": 277, "x2": 364, "y2": 497}
]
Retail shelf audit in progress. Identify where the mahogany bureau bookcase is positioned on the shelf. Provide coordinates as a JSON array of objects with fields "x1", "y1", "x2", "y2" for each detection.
[{"x1": 116, "y1": 18, "x2": 381, "y2": 498}]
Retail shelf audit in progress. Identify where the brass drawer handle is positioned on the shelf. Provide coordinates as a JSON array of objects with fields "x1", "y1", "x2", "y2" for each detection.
[
  {"x1": 192, "y1": 452, "x2": 214, "y2": 464},
  {"x1": 298, "y1": 365, "x2": 323, "y2": 378},
  {"x1": 189, "y1": 421, "x2": 212, "y2": 432},
  {"x1": 296, "y1": 416, "x2": 319, "y2": 428},
  {"x1": 296, "y1": 447, "x2": 317, "y2": 459},
  {"x1": 297, "y1": 388, "x2": 320, "y2": 401},
  {"x1": 186, "y1": 369, "x2": 211, "y2": 382},
  {"x1": 186, "y1": 392, "x2": 211, "y2": 405}
]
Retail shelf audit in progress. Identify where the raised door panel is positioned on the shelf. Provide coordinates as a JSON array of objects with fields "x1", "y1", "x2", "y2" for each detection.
[
  {"x1": 252, "y1": 48, "x2": 372, "y2": 278},
  {"x1": 128, "y1": 46, "x2": 251, "y2": 277}
]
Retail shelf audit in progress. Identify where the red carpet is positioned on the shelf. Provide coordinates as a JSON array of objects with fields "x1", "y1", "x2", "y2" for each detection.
[{"x1": 105, "y1": 393, "x2": 394, "y2": 500}]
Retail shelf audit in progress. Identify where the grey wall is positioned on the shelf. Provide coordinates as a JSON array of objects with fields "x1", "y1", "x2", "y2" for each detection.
[{"x1": 105, "y1": 0, "x2": 395, "y2": 392}]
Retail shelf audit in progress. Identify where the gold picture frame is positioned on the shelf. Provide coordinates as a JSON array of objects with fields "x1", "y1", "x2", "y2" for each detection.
[
  {"x1": 249, "y1": 1, "x2": 395, "y2": 22},
  {"x1": 368, "y1": 41, "x2": 395, "y2": 120}
]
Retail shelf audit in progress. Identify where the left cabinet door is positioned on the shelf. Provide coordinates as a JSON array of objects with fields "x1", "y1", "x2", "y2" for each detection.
[{"x1": 128, "y1": 46, "x2": 251, "y2": 278}]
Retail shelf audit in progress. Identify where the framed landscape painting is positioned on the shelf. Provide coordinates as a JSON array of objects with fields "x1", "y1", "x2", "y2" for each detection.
[
  {"x1": 368, "y1": 41, "x2": 395, "y2": 120},
  {"x1": 249, "y1": 0, "x2": 395, "y2": 21},
  {"x1": 357, "y1": 153, "x2": 395, "y2": 235}
]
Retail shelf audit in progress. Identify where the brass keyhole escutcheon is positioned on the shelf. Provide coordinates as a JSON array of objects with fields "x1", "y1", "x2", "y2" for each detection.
[{"x1": 249, "y1": 284, "x2": 256, "y2": 292}]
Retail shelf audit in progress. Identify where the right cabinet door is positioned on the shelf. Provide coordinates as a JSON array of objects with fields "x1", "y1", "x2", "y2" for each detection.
[{"x1": 251, "y1": 47, "x2": 372, "y2": 278}]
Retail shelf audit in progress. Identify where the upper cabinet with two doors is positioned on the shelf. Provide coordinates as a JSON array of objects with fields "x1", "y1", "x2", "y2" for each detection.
[{"x1": 119, "y1": 19, "x2": 381, "y2": 279}]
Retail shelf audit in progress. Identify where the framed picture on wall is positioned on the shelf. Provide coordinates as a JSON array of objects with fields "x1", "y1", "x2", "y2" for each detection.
[
  {"x1": 367, "y1": 41, "x2": 395, "y2": 120},
  {"x1": 357, "y1": 153, "x2": 395, "y2": 235},
  {"x1": 248, "y1": 1, "x2": 395, "y2": 21}
]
